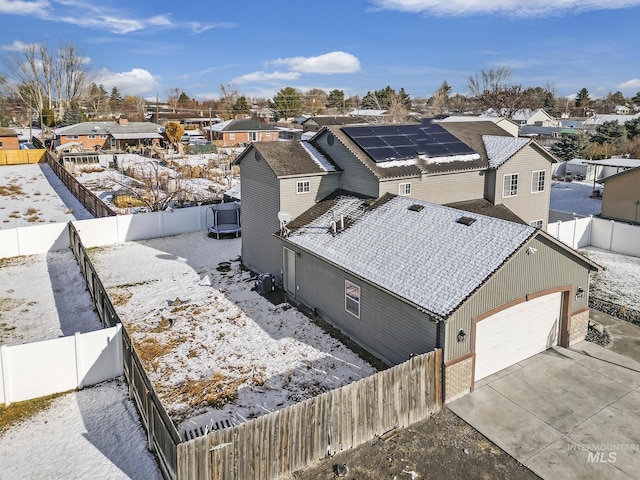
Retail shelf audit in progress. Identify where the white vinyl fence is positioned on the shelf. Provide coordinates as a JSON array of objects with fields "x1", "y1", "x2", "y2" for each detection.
[
  {"x1": 547, "y1": 212, "x2": 640, "y2": 257},
  {"x1": 0, "y1": 325, "x2": 123, "y2": 406}
]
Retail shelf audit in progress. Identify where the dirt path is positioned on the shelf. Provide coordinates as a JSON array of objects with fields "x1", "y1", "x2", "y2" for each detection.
[{"x1": 284, "y1": 408, "x2": 539, "y2": 480}]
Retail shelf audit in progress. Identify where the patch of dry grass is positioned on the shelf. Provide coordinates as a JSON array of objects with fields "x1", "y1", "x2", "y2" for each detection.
[
  {"x1": 0, "y1": 392, "x2": 67, "y2": 434},
  {"x1": 164, "y1": 372, "x2": 244, "y2": 412},
  {"x1": 108, "y1": 288, "x2": 133, "y2": 306},
  {"x1": 0, "y1": 185, "x2": 24, "y2": 197}
]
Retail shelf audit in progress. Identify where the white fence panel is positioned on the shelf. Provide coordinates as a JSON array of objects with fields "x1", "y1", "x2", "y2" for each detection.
[
  {"x1": 0, "y1": 325, "x2": 123, "y2": 405},
  {"x1": 72, "y1": 216, "x2": 120, "y2": 248},
  {"x1": 0, "y1": 223, "x2": 69, "y2": 258}
]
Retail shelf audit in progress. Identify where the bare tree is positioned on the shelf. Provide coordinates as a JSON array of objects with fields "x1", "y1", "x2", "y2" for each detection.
[
  {"x1": 385, "y1": 94, "x2": 409, "y2": 123},
  {"x1": 467, "y1": 67, "x2": 531, "y2": 117},
  {"x1": 166, "y1": 87, "x2": 181, "y2": 112},
  {"x1": 2, "y1": 42, "x2": 89, "y2": 124}
]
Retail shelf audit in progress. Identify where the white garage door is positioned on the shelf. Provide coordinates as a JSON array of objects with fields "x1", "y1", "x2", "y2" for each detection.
[{"x1": 474, "y1": 292, "x2": 562, "y2": 382}]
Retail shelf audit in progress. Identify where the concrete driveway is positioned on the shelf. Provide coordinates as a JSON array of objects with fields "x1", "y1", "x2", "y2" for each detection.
[{"x1": 449, "y1": 341, "x2": 640, "y2": 479}]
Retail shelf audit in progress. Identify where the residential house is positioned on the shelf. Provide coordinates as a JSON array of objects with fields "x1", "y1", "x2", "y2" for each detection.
[
  {"x1": 439, "y1": 115, "x2": 519, "y2": 137},
  {"x1": 302, "y1": 116, "x2": 367, "y2": 133},
  {"x1": 583, "y1": 113, "x2": 640, "y2": 131},
  {"x1": 599, "y1": 167, "x2": 640, "y2": 224},
  {"x1": 511, "y1": 108, "x2": 561, "y2": 127},
  {"x1": 203, "y1": 119, "x2": 279, "y2": 147},
  {"x1": 0, "y1": 128, "x2": 20, "y2": 150},
  {"x1": 54, "y1": 119, "x2": 163, "y2": 151},
  {"x1": 235, "y1": 119, "x2": 557, "y2": 277},
  {"x1": 276, "y1": 193, "x2": 601, "y2": 400}
]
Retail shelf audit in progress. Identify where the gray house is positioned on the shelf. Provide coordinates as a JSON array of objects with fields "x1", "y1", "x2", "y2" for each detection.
[{"x1": 276, "y1": 193, "x2": 601, "y2": 400}]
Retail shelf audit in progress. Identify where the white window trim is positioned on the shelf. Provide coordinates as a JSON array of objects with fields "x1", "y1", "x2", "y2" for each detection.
[
  {"x1": 229, "y1": 132, "x2": 236, "y2": 140},
  {"x1": 399, "y1": 182, "x2": 411, "y2": 196},
  {"x1": 530, "y1": 219, "x2": 544, "y2": 229},
  {"x1": 296, "y1": 180, "x2": 310, "y2": 194},
  {"x1": 531, "y1": 170, "x2": 546, "y2": 193},
  {"x1": 502, "y1": 173, "x2": 519, "y2": 198},
  {"x1": 345, "y1": 280, "x2": 360, "y2": 319}
]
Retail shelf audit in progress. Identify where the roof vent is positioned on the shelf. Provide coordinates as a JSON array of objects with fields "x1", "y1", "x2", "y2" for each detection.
[
  {"x1": 457, "y1": 216, "x2": 476, "y2": 226},
  {"x1": 408, "y1": 204, "x2": 424, "y2": 212}
]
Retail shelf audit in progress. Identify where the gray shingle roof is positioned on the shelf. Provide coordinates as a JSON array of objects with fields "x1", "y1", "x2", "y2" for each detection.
[
  {"x1": 236, "y1": 141, "x2": 339, "y2": 177},
  {"x1": 55, "y1": 121, "x2": 162, "y2": 136},
  {"x1": 283, "y1": 194, "x2": 536, "y2": 319}
]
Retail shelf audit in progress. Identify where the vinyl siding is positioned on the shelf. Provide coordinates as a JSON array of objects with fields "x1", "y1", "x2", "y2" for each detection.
[
  {"x1": 380, "y1": 170, "x2": 485, "y2": 204},
  {"x1": 279, "y1": 173, "x2": 341, "y2": 218},
  {"x1": 601, "y1": 169, "x2": 640, "y2": 223},
  {"x1": 314, "y1": 130, "x2": 379, "y2": 197},
  {"x1": 288, "y1": 244, "x2": 439, "y2": 366},
  {"x1": 490, "y1": 146, "x2": 552, "y2": 227},
  {"x1": 445, "y1": 234, "x2": 592, "y2": 360},
  {"x1": 238, "y1": 153, "x2": 283, "y2": 279}
]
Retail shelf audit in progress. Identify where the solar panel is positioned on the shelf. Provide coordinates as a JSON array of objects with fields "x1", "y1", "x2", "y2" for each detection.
[{"x1": 343, "y1": 121, "x2": 476, "y2": 163}]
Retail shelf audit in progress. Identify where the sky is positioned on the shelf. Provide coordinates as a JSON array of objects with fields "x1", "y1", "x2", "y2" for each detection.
[{"x1": 1, "y1": 0, "x2": 640, "y2": 103}]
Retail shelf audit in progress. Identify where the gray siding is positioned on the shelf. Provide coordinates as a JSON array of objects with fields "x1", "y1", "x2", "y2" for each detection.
[
  {"x1": 288, "y1": 244, "x2": 439, "y2": 366},
  {"x1": 314, "y1": 130, "x2": 379, "y2": 197},
  {"x1": 238, "y1": 153, "x2": 283, "y2": 279},
  {"x1": 445, "y1": 235, "x2": 592, "y2": 360},
  {"x1": 380, "y1": 170, "x2": 485, "y2": 204},
  {"x1": 491, "y1": 146, "x2": 552, "y2": 227},
  {"x1": 279, "y1": 174, "x2": 340, "y2": 218},
  {"x1": 601, "y1": 169, "x2": 640, "y2": 222}
]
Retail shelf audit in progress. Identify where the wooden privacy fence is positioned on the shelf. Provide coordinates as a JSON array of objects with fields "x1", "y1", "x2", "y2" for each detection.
[
  {"x1": 68, "y1": 222, "x2": 181, "y2": 479},
  {"x1": 0, "y1": 149, "x2": 46, "y2": 165},
  {"x1": 46, "y1": 151, "x2": 117, "y2": 218},
  {"x1": 177, "y1": 349, "x2": 442, "y2": 480}
]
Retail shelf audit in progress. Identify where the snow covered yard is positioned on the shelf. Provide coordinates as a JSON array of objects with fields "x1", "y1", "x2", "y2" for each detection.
[
  {"x1": 87, "y1": 233, "x2": 376, "y2": 434},
  {"x1": 581, "y1": 247, "x2": 640, "y2": 311},
  {"x1": 0, "y1": 377, "x2": 162, "y2": 480},
  {"x1": 0, "y1": 250, "x2": 102, "y2": 345},
  {"x1": 550, "y1": 179, "x2": 602, "y2": 216},
  {"x1": 0, "y1": 164, "x2": 91, "y2": 228}
]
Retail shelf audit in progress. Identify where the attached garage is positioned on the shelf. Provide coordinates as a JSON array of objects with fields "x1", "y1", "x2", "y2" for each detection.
[{"x1": 474, "y1": 292, "x2": 562, "y2": 382}]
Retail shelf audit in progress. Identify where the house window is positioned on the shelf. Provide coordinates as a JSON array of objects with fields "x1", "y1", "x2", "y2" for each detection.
[
  {"x1": 265, "y1": 132, "x2": 271, "y2": 138},
  {"x1": 65, "y1": 135, "x2": 79, "y2": 140},
  {"x1": 530, "y1": 219, "x2": 543, "y2": 229},
  {"x1": 229, "y1": 133, "x2": 236, "y2": 140},
  {"x1": 99, "y1": 134, "x2": 107, "y2": 139},
  {"x1": 345, "y1": 280, "x2": 360, "y2": 318},
  {"x1": 249, "y1": 132, "x2": 258, "y2": 142},
  {"x1": 399, "y1": 182, "x2": 411, "y2": 196},
  {"x1": 502, "y1": 173, "x2": 519, "y2": 198},
  {"x1": 531, "y1": 170, "x2": 546, "y2": 193},
  {"x1": 0, "y1": 141, "x2": 3, "y2": 147},
  {"x1": 296, "y1": 180, "x2": 310, "y2": 194},
  {"x1": 88, "y1": 134, "x2": 96, "y2": 139}
]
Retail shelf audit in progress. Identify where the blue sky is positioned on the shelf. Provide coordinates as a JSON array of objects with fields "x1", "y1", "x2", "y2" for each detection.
[{"x1": 1, "y1": 0, "x2": 640, "y2": 102}]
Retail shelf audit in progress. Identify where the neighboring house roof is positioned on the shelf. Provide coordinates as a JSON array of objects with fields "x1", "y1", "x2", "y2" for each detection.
[
  {"x1": 55, "y1": 121, "x2": 163, "y2": 136},
  {"x1": 282, "y1": 193, "x2": 537, "y2": 319},
  {"x1": 444, "y1": 199, "x2": 527, "y2": 224},
  {"x1": 303, "y1": 116, "x2": 367, "y2": 126},
  {"x1": 583, "y1": 158, "x2": 640, "y2": 169},
  {"x1": 206, "y1": 119, "x2": 279, "y2": 132},
  {"x1": 348, "y1": 109, "x2": 387, "y2": 117},
  {"x1": 599, "y1": 165, "x2": 640, "y2": 182},
  {"x1": 583, "y1": 113, "x2": 640, "y2": 126},
  {"x1": 0, "y1": 128, "x2": 19, "y2": 137},
  {"x1": 235, "y1": 141, "x2": 339, "y2": 177}
]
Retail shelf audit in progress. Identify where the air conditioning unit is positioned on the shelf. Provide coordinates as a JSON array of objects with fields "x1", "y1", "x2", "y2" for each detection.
[{"x1": 255, "y1": 273, "x2": 275, "y2": 294}]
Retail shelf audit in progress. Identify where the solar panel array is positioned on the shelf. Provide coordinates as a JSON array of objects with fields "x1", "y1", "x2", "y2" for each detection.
[{"x1": 342, "y1": 121, "x2": 476, "y2": 163}]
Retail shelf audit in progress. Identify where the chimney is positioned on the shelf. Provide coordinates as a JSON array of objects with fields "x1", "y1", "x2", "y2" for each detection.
[{"x1": 119, "y1": 118, "x2": 129, "y2": 126}]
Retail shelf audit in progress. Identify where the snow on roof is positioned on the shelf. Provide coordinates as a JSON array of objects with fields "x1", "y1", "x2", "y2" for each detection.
[
  {"x1": 286, "y1": 195, "x2": 534, "y2": 318},
  {"x1": 376, "y1": 158, "x2": 418, "y2": 168},
  {"x1": 582, "y1": 158, "x2": 640, "y2": 168},
  {"x1": 418, "y1": 153, "x2": 481, "y2": 165},
  {"x1": 583, "y1": 113, "x2": 640, "y2": 126},
  {"x1": 483, "y1": 135, "x2": 530, "y2": 168},
  {"x1": 300, "y1": 141, "x2": 337, "y2": 172}
]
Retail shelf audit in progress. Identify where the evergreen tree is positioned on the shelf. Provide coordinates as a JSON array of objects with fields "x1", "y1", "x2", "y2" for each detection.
[
  {"x1": 109, "y1": 87, "x2": 123, "y2": 113},
  {"x1": 590, "y1": 120, "x2": 624, "y2": 145},
  {"x1": 269, "y1": 87, "x2": 303, "y2": 120},
  {"x1": 550, "y1": 132, "x2": 588, "y2": 161},
  {"x1": 632, "y1": 91, "x2": 640, "y2": 106},
  {"x1": 326, "y1": 89, "x2": 345, "y2": 111},
  {"x1": 624, "y1": 118, "x2": 640, "y2": 139},
  {"x1": 231, "y1": 96, "x2": 251, "y2": 116},
  {"x1": 60, "y1": 102, "x2": 85, "y2": 126},
  {"x1": 575, "y1": 88, "x2": 590, "y2": 108}
]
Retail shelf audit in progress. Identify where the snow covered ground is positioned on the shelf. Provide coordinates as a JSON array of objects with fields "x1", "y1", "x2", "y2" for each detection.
[
  {"x1": 0, "y1": 377, "x2": 162, "y2": 480},
  {"x1": 0, "y1": 163, "x2": 92, "y2": 229},
  {"x1": 581, "y1": 247, "x2": 640, "y2": 311},
  {"x1": 0, "y1": 250, "x2": 102, "y2": 345},
  {"x1": 88, "y1": 233, "x2": 377, "y2": 434},
  {"x1": 549, "y1": 179, "x2": 602, "y2": 216}
]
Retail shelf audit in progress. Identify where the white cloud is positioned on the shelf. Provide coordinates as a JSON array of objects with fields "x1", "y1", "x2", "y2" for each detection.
[
  {"x1": 619, "y1": 79, "x2": 640, "y2": 90},
  {"x1": 0, "y1": 40, "x2": 36, "y2": 52},
  {"x1": 94, "y1": 68, "x2": 160, "y2": 96},
  {"x1": 232, "y1": 71, "x2": 301, "y2": 84},
  {"x1": 368, "y1": 0, "x2": 640, "y2": 17},
  {"x1": 271, "y1": 51, "x2": 361, "y2": 74},
  {"x1": 0, "y1": 0, "x2": 50, "y2": 15}
]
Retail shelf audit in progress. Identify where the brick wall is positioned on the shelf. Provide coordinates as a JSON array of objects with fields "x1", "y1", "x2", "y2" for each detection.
[{"x1": 444, "y1": 356, "x2": 473, "y2": 402}]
